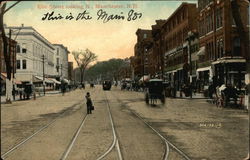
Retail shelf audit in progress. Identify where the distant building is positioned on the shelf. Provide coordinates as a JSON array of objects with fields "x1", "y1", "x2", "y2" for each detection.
[
  {"x1": 53, "y1": 44, "x2": 70, "y2": 81},
  {"x1": 134, "y1": 29, "x2": 153, "y2": 79},
  {"x1": 68, "y1": 62, "x2": 73, "y2": 81}
]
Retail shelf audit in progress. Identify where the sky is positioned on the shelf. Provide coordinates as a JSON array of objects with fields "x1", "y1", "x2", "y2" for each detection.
[{"x1": 5, "y1": 1, "x2": 197, "y2": 68}]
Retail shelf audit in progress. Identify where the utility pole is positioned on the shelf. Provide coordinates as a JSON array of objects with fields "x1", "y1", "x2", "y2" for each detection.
[
  {"x1": 61, "y1": 63, "x2": 63, "y2": 79},
  {"x1": 8, "y1": 28, "x2": 13, "y2": 102},
  {"x1": 42, "y1": 55, "x2": 45, "y2": 95}
]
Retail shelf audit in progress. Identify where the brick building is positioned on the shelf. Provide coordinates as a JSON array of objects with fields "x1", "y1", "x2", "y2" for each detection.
[
  {"x1": 197, "y1": 0, "x2": 249, "y2": 90},
  {"x1": 133, "y1": 29, "x2": 153, "y2": 80},
  {"x1": 151, "y1": 20, "x2": 166, "y2": 78},
  {"x1": 162, "y1": 2, "x2": 198, "y2": 90}
]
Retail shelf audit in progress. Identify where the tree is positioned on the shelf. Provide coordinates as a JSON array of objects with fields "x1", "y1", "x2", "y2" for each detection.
[
  {"x1": 85, "y1": 58, "x2": 129, "y2": 82},
  {"x1": 0, "y1": 1, "x2": 20, "y2": 103},
  {"x1": 72, "y1": 49, "x2": 97, "y2": 84}
]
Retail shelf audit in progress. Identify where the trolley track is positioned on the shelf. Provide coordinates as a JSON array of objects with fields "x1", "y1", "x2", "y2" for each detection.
[
  {"x1": 96, "y1": 91, "x2": 123, "y2": 160},
  {"x1": 1, "y1": 101, "x2": 83, "y2": 159},
  {"x1": 110, "y1": 90, "x2": 192, "y2": 160},
  {"x1": 59, "y1": 89, "x2": 122, "y2": 160}
]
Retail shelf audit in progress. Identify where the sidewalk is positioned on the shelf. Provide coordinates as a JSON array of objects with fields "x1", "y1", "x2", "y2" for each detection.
[
  {"x1": 0, "y1": 90, "x2": 62, "y2": 104},
  {"x1": 175, "y1": 91, "x2": 207, "y2": 99}
]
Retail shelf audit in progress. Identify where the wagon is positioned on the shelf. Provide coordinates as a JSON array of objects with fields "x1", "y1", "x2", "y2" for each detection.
[{"x1": 145, "y1": 79, "x2": 165, "y2": 105}]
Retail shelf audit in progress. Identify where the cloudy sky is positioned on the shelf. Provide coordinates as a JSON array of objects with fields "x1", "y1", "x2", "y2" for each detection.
[{"x1": 5, "y1": 1, "x2": 196, "y2": 67}]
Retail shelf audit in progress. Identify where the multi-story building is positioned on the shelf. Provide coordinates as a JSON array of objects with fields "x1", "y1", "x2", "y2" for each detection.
[
  {"x1": 68, "y1": 62, "x2": 73, "y2": 82},
  {"x1": 5, "y1": 25, "x2": 56, "y2": 86},
  {"x1": 162, "y1": 2, "x2": 198, "y2": 90},
  {"x1": 53, "y1": 44, "x2": 70, "y2": 82},
  {"x1": 197, "y1": 0, "x2": 249, "y2": 90},
  {"x1": 151, "y1": 20, "x2": 166, "y2": 78},
  {"x1": 134, "y1": 29, "x2": 153, "y2": 79}
]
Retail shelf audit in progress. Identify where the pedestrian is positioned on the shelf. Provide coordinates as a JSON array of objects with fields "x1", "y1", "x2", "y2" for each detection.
[
  {"x1": 61, "y1": 83, "x2": 66, "y2": 96},
  {"x1": 12, "y1": 85, "x2": 16, "y2": 101},
  {"x1": 85, "y1": 92, "x2": 93, "y2": 114}
]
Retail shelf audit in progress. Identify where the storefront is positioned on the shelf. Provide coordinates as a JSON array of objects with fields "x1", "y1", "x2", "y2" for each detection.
[{"x1": 212, "y1": 58, "x2": 246, "y2": 90}]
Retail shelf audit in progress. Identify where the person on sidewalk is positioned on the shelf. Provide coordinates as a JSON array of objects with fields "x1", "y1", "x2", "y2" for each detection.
[{"x1": 85, "y1": 92, "x2": 93, "y2": 114}]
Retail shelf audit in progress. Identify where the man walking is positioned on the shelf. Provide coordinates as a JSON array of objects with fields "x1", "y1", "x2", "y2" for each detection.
[{"x1": 85, "y1": 92, "x2": 93, "y2": 114}]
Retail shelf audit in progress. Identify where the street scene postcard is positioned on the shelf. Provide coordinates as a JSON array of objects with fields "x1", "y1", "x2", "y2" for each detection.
[{"x1": 0, "y1": 0, "x2": 249, "y2": 160}]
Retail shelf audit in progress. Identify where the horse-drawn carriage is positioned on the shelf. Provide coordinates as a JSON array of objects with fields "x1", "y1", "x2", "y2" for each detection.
[{"x1": 145, "y1": 79, "x2": 165, "y2": 105}]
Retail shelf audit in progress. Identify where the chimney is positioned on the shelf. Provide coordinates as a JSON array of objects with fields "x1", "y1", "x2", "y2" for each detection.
[{"x1": 21, "y1": 24, "x2": 24, "y2": 27}]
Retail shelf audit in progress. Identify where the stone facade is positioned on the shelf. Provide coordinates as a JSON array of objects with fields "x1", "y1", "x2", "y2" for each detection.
[{"x1": 5, "y1": 26, "x2": 55, "y2": 83}]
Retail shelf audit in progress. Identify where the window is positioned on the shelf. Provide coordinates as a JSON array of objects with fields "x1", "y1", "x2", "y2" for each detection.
[
  {"x1": 56, "y1": 58, "x2": 59, "y2": 65},
  {"x1": 143, "y1": 34, "x2": 147, "y2": 39},
  {"x1": 17, "y1": 60, "x2": 20, "y2": 69},
  {"x1": 216, "y1": 8, "x2": 223, "y2": 29},
  {"x1": 57, "y1": 48, "x2": 59, "y2": 55},
  {"x1": 22, "y1": 44, "x2": 27, "y2": 53},
  {"x1": 216, "y1": 40, "x2": 220, "y2": 59},
  {"x1": 233, "y1": 37, "x2": 241, "y2": 56},
  {"x1": 220, "y1": 39, "x2": 224, "y2": 57},
  {"x1": 17, "y1": 45, "x2": 20, "y2": 53},
  {"x1": 22, "y1": 60, "x2": 26, "y2": 69}
]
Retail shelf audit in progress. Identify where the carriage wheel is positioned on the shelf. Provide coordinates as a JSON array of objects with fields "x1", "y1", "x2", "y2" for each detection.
[
  {"x1": 161, "y1": 95, "x2": 165, "y2": 104},
  {"x1": 145, "y1": 93, "x2": 149, "y2": 104}
]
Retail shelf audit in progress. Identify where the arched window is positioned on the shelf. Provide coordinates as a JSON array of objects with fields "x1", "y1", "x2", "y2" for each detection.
[{"x1": 17, "y1": 44, "x2": 20, "y2": 53}]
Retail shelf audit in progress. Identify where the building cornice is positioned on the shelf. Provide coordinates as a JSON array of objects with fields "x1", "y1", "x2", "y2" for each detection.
[
  {"x1": 53, "y1": 44, "x2": 70, "y2": 54},
  {"x1": 6, "y1": 27, "x2": 55, "y2": 50}
]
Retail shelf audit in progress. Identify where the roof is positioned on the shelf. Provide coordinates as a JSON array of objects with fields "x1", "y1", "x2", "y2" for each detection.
[
  {"x1": 53, "y1": 44, "x2": 70, "y2": 54},
  {"x1": 6, "y1": 26, "x2": 55, "y2": 50}
]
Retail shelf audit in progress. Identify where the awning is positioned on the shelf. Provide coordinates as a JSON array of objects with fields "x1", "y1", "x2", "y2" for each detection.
[
  {"x1": 139, "y1": 75, "x2": 150, "y2": 82},
  {"x1": 197, "y1": 66, "x2": 211, "y2": 72},
  {"x1": 212, "y1": 58, "x2": 246, "y2": 65},
  {"x1": 15, "y1": 80, "x2": 22, "y2": 85},
  {"x1": 48, "y1": 78, "x2": 61, "y2": 84},
  {"x1": 197, "y1": 46, "x2": 205, "y2": 56},
  {"x1": 1, "y1": 73, "x2": 7, "y2": 80},
  {"x1": 33, "y1": 76, "x2": 53, "y2": 83},
  {"x1": 45, "y1": 78, "x2": 54, "y2": 84},
  {"x1": 34, "y1": 75, "x2": 43, "y2": 82},
  {"x1": 62, "y1": 78, "x2": 69, "y2": 84}
]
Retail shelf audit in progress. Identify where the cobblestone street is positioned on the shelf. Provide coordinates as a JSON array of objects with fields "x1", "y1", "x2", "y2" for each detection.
[{"x1": 1, "y1": 86, "x2": 249, "y2": 160}]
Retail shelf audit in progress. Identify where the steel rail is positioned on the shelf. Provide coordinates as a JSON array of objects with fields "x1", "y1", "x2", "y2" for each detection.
[
  {"x1": 112, "y1": 91, "x2": 192, "y2": 160},
  {"x1": 60, "y1": 114, "x2": 88, "y2": 160},
  {"x1": 96, "y1": 92, "x2": 123, "y2": 160},
  {"x1": 1, "y1": 102, "x2": 82, "y2": 159}
]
